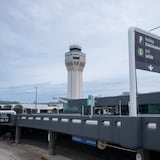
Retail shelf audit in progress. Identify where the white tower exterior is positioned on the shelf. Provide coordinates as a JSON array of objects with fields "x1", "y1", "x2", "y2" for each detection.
[{"x1": 65, "y1": 45, "x2": 86, "y2": 99}]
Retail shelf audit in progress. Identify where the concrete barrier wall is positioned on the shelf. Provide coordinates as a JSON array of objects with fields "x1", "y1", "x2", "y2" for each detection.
[
  {"x1": 14, "y1": 115, "x2": 142, "y2": 149},
  {"x1": 8, "y1": 114, "x2": 160, "y2": 151}
]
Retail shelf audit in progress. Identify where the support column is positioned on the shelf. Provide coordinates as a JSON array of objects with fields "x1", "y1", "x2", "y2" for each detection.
[
  {"x1": 48, "y1": 131, "x2": 56, "y2": 155},
  {"x1": 15, "y1": 126, "x2": 21, "y2": 144}
]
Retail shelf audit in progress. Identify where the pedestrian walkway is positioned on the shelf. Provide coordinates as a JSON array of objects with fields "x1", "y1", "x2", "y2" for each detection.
[{"x1": 12, "y1": 143, "x2": 72, "y2": 160}]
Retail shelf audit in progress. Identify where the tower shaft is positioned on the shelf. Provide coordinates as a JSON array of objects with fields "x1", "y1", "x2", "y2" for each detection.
[{"x1": 65, "y1": 45, "x2": 86, "y2": 99}]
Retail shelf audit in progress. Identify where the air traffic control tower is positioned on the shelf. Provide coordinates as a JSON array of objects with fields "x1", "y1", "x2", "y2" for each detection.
[{"x1": 65, "y1": 45, "x2": 86, "y2": 99}]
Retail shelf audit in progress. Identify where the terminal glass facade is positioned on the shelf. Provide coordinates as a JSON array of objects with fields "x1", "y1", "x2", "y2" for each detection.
[
  {"x1": 65, "y1": 93, "x2": 160, "y2": 115},
  {"x1": 139, "y1": 104, "x2": 160, "y2": 114}
]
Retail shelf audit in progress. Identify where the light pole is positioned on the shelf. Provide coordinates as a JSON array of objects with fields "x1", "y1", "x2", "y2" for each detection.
[
  {"x1": 149, "y1": 26, "x2": 160, "y2": 32},
  {"x1": 35, "y1": 87, "x2": 38, "y2": 110}
]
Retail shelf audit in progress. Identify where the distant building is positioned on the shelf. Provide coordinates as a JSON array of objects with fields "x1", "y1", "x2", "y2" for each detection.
[{"x1": 0, "y1": 102, "x2": 63, "y2": 114}]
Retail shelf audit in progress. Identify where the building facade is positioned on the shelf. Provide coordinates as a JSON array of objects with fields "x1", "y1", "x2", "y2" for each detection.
[{"x1": 66, "y1": 92, "x2": 160, "y2": 115}]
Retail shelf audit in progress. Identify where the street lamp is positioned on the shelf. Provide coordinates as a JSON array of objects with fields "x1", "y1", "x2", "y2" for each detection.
[
  {"x1": 35, "y1": 87, "x2": 38, "y2": 110},
  {"x1": 149, "y1": 26, "x2": 160, "y2": 32}
]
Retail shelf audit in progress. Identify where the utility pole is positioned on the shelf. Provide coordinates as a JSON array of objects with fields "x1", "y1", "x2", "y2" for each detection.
[
  {"x1": 35, "y1": 87, "x2": 38, "y2": 111},
  {"x1": 149, "y1": 26, "x2": 160, "y2": 32}
]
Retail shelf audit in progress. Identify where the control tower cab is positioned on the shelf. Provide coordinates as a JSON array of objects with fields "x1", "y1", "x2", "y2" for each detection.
[{"x1": 65, "y1": 45, "x2": 86, "y2": 99}]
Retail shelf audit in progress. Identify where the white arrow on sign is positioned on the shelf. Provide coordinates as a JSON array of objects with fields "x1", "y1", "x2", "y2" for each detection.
[{"x1": 147, "y1": 64, "x2": 154, "y2": 71}]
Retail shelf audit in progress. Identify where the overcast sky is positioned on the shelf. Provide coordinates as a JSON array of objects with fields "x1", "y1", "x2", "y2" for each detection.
[{"x1": 1, "y1": 0, "x2": 160, "y2": 103}]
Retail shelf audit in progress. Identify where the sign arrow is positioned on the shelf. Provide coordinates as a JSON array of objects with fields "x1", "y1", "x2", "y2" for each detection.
[{"x1": 147, "y1": 64, "x2": 154, "y2": 71}]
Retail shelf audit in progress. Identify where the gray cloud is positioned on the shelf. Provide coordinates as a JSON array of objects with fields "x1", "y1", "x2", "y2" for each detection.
[{"x1": 0, "y1": 0, "x2": 160, "y2": 102}]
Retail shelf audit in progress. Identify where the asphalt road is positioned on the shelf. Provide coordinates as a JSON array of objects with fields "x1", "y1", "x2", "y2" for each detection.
[
  {"x1": 0, "y1": 140, "x2": 41, "y2": 160},
  {"x1": 0, "y1": 136, "x2": 137, "y2": 160}
]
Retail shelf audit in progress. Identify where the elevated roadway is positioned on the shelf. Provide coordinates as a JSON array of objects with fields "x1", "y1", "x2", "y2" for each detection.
[{"x1": 1, "y1": 113, "x2": 160, "y2": 159}]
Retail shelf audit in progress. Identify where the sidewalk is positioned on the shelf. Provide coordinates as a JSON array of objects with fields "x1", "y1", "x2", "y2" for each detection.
[{"x1": 12, "y1": 143, "x2": 72, "y2": 160}]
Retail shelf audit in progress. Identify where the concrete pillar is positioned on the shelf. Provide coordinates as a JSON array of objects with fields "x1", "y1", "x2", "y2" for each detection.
[
  {"x1": 48, "y1": 131, "x2": 56, "y2": 155},
  {"x1": 15, "y1": 126, "x2": 21, "y2": 144}
]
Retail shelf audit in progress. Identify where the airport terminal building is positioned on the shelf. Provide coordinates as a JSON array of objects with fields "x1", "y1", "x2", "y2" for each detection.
[{"x1": 65, "y1": 92, "x2": 160, "y2": 115}]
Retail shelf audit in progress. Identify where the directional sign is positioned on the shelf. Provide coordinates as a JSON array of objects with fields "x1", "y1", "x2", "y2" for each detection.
[
  {"x1": 0, "y1": 114, "x2": 10, "y2": 123},
  {"x1": 134, "y1": 28, "x2": 160, "y2": 73},
  {"x1": 129, "y1": 27, "x2": 160, "y2": 116}
]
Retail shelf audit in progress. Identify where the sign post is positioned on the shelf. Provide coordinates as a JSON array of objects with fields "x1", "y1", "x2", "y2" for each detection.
[
  {"x1": 129, "y1": 28, "x2": 137, "y2": 116},
  {"x1": 128, "y1": 27, "x2": 160, "y2": 116}
]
